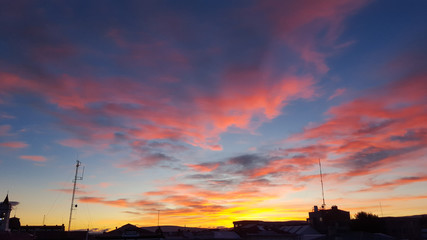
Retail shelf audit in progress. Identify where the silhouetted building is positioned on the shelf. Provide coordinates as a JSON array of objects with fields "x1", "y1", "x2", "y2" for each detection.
[
  {"x1": 308, "y1": 205, "x2": 350, "y2": 235},
  {"x1": 9, "y1": 217, "x2": 21, "y2": 231},
  {"x1": 234, "y1": 220, "x2": 307, "y2": 229},
  {"x1": 0, "y1": 195, "x2": 12, "y2": 231},
  {"x1": 20, "y1": 224, "x2": 65, "y2": 233},
  {"x1": 190, "y1": 229, "x2": 241, "y2": 240},
  {"x1": 95, "y1": 223, "x2": 163, "y2": 240},
  {"x1": 233, "y1": 220, "x2": 313, "y2": 240},
  {"x1": 0, "y1": 231, "x2": 34, "y2": 240},
  {"x1": 381, "y1": 215, "x2": 427, "y2": 240}
]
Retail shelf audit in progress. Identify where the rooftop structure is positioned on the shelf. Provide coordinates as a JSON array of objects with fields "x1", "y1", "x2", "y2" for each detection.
[
  {"x1": 308, "y1": 205, "x2": 350, "y2": 235},
  {"x1": 0, "y1": 195, "x2": 12, "y2": 232}
]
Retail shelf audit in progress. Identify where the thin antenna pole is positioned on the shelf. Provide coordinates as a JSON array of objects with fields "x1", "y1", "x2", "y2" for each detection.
[
  {"x1": 68, "y1": 160, "x2": 82, "y2": 231},
  {"x1": 157, "y1": 210, "x2": 160, "y2": 227},
  {"x1": 319, "y1": 159, "x2": 326, "y2": 209},
  {"x1": 379, "y1": 202, "x2": 384, "y2": 217}
]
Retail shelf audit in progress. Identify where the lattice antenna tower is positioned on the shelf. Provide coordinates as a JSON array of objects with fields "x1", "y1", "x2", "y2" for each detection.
[
  {"x1": 68, "y1": 160, "x2": 84, "y2": 231},
  {"x1": 319, "y1": 158, "x2": 326, "y2": 209}
]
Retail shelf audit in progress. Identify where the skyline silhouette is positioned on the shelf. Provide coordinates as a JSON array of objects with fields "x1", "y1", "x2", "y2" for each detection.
[{"x1": 2, "y1": 194, "x2": 427, "y2": 240}]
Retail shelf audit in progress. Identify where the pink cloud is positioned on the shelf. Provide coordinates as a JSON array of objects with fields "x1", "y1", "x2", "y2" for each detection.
[
  {"x1": 0, "y1": 141, "x2": 28, "y2": 148},
  {"x1": 20, "y1": 155, "x2": 47, "y2": 162},
  {"x1": 98, "y1": 182, "x2": 112, "y2": 188},
  {"x1": 328, "y1": 88, "x2": 346, "y2": 100},
  {"x1": 79, "y1": 196, "x2": 163, "y2": 209},
  {"x1": 0, "y1": 113, "x2": 15, "y2": 119}
]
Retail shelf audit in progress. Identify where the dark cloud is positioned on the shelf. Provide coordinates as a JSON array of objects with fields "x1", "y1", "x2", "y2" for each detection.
[
  {"x1": 348, "y1": 147, "x2": 390, "y2": 168},
  {"x1": 186, "y1": 174, "x2": 215, "y2": 179},
  {"x1": 208, "y1": 179, "x2": 237, "y2": 186},
  {"x1": 344, "y1": 145, "x2": 423, "y2": 171},
  {"x1": 356, "y1": 120, "x2": 395, "y2": 135},
  {"x1": 228, "y1": 154, "x2": 270, "y2": 170},
  {"x1": 120, "y1": 152, "x2": 176, "y2": 169},
  {"x1": 390, "y1": 128, "x2": 427, "y2": 142},
  {"x1": 147, "y1": 141, "x2": 189, "y2": 152}
]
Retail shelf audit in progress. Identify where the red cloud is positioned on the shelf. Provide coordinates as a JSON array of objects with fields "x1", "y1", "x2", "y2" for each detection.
[
  {"x1": 20, "y1": 155, "x2": 47, "y2": 162},
  {"x1": 0, "y1": 141, "x2": 28, "y2": 148}
]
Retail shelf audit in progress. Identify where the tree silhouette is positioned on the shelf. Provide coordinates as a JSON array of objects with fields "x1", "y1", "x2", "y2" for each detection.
[
  {"x1": 355, "y1": 211, "x2": 378, "y2": 220},
  {"x1": 352, "y1": 211, "x2": 383, "y2": 233}
]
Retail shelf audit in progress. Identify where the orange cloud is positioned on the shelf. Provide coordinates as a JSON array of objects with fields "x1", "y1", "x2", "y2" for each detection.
[
  {"x1": 79, "y1": 196, "x2": 164, "y2": 210},
  {"x1": 51, "y1": 188, "x2": 89, "y2": 195},
  {"x1": 186, "y1": 163, "x2": 220, "y2": 172},
  {"x1": 79, "y1": 197, "x2": 129, "y2": 208}
]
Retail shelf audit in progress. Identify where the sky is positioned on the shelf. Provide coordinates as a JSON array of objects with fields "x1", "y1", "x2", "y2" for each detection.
[{"x1": 1, "y1": 0, "x2": 427, "y2": 232}]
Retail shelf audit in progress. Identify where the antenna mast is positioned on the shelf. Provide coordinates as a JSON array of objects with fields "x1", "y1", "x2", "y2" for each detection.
[
  {"x1": 68, "y1": 160, "x2": 84, "y2": 231},
  {"x1": 318, "y1": 158, "x2": 326, "y2": 209}
]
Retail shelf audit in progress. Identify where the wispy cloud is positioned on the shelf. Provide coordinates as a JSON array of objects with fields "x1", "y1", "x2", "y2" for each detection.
[
  {"x1": 186, "y1": 163, "x2": 220, "y2": 173},
  {"x1": 0, "y1": 141, "x2": 28, "y2": 148},
  {"x1": 356, "y1": 175, "x2": 427, "y2": 192},
  {"x1": 328, "y1": 88, "x2": 346, "y2": 100},
  {"x1": 20, "y1": 155, "x2": 47, "y2": 162}
]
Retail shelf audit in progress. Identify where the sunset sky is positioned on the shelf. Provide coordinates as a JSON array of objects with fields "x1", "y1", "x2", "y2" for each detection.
[{"x1": 1, "y1": 0, "x2": 427, "y2": 232}]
